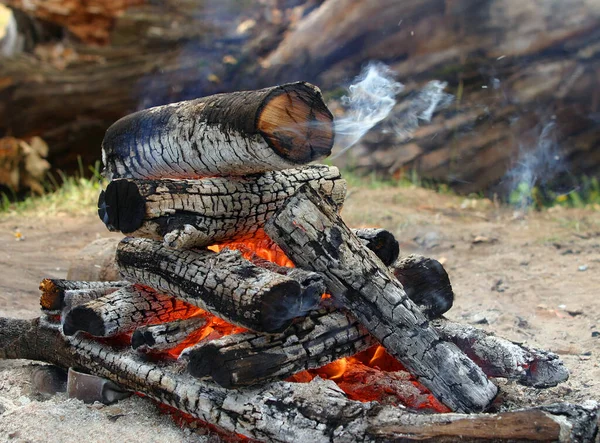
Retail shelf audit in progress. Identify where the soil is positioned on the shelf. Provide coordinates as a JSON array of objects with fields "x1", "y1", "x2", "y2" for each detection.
[{"x1": 0, "y1": 185, "x2": 599, "y2": 441}]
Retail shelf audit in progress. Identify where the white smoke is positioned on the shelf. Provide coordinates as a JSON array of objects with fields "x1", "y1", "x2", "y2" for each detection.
[{"x1": 333, "y1": 63, "x2": 453, "y2": 156}]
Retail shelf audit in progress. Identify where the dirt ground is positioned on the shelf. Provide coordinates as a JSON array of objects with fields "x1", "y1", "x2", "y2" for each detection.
[{"x1": 0, "y1": 184, "x2": 599, "y2": 441}]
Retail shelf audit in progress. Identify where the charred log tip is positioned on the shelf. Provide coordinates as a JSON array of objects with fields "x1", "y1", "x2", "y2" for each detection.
[
  {"x1": 99, "y1": 180, "x2": 145, "y2": 233},
  {"x1": 260, "y1": 280, "x2": 305, "y2": 333},
  {"x1": 62, "y1": 307, "x2": 105, "y2": 337},
  {"x1": 39, "y1": 278, "x2": 62, "y2": 311},
  {"x1": 393, "y1": 254, "x2": 454, "y2": 318},
  {"x1": 185, "y1": 345, "x2": 220, "y2": 380},
  {"x1": 131, "y1": 329, "x2": 154, "y2": 350},
  {"x1": 354, "y1": 228, "x2": 400, "y2": 266},
  {"x1": 257, "y1": 82, "x2": 334, "y2": 164}
]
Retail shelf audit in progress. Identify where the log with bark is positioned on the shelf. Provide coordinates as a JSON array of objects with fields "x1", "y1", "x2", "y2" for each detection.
[
  {"x1": 39, "y1": 278, "x2": 130, "y2": 311},
  {"x1": 131, "y1": 317, "x2": 207, "y2": 353},
  {"x1": 97, "y1": 164, "x2": 346, "y2": 247},
  {"x1": 61, "y1": 284, "x2": 199, "y2": 337},
  {"x1": 116, "y1": 237, "x2": 319, "y2": 333},
  {"x1": 101, "y1": 82, "x2": 334, "y2": 180},
  {"x1": 182, "y1": 309, "x2": 375, "y2": 388},
  {"x1": 264, "y1": 185, "x2": 498, "y2": 413},
  {"x1": 0, "y1": 316, "x2": 598, "y2": 442}
]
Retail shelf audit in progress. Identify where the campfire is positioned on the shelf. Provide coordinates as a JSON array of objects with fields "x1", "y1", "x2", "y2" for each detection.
[{"x1": 1, "y1": 83, "x2": 598, "y2": 442}]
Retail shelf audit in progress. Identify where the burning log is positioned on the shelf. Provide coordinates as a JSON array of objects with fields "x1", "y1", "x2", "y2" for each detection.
[
  {"x1": 182, "y1": 309, "x2": 375, "y2": 388},
  {"x1": 98, "y1": 165, "x2": 346, "y2": 249},
  {"x1": 264, "y1": 185, "x2": 498, "y2": 413},
  {"x1": 39, "y1": 279, "x2": 130, "y2": 311},
  {"x1": 101, "y1": 82, "x2": 334, "y2": 180},
  {"x1": 392, "y1": 255, "x2": 454, "y2": 317},
  {"x1": 1, "y1": 317, "x2": 598, "y2": 442},
  {"x1": 353, "y1": 228, "x2": 400, "y2": 267},
  {"x1": 433, "y1": 318, "x2": 569, "y2": 388},
  {"x1": 62, "y1": 285, "x2": 199, "y2": 337},
  {"x1": 131, "y1": 317, "x2": 207, "y2": 353},
  {"x1": 116, "y1": 237, "x2": 318, "y2": 333}
]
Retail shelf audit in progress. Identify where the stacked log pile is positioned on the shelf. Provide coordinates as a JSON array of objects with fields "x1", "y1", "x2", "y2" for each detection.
[
  {"x1": 1, "y1": 0, "x2": 598, "y2": 194},
  {"x1": 0, "y1": 84, "x2": 597, "y2": 441}
]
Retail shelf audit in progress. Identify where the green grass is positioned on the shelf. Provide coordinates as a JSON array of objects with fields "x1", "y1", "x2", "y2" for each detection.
[
  {"x1": 0, "y1": 160, "x2": 104, "y2": 218},
  {"x1": 510, "y1": 176, "x2": 600, "y2": 211}
]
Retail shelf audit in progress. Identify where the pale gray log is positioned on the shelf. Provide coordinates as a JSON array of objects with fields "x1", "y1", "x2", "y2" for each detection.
[
  {"x1": 98, "y1": 164, "x2": 346, "y2": 248},
  {"x1": 132, "y1": 317, "x2": 207, "y2": 353},
  {"x1": 181, "y1": 309, "x2": 376, "y2": 387},
  {"x1": 264, "y1": 185, "x2": 498, "y2": 413},
  {"x1": 61, "y1": 285, "x2": 198, "y2": 337},
  {"x1": 0, "y1": 317, "x2": 598, "y2": 443},
  {"x1": 116, "y1": 237, "x2": 314, "y2": 333}
]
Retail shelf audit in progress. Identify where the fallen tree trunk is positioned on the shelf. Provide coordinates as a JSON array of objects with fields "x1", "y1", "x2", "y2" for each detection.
[
  {"x1": 0, "y1": 317, "x2": 597, "y2": 442},
  {"x1": 101, "y1": 82, "x2": 334, "y2": 180},
  {"x1": 39, "y1": 279, "x2": 130, "y2": 311},
  {"x1": 97, "y1": 164, "x2": 346, "y2": 247},
  {"x1": 116, "y1": 237, "x2": 317, "y2": 333},
  {"x1": 131, "y1": 317, "x2": 207, "y2": 353},
  {"x1": 182, "y1": 309, "x2": 375, "y2": 388},
  {"x1": 62, "y1": 284, "x2": 199, "y2": 337},
  {"x1": 264, "y1": 186, "x2": 498, "y2": 413}
]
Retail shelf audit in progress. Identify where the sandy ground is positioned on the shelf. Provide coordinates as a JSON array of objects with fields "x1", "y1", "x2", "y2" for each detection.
[{"x1": 0, "y1": 185, "x2": 599, "y2": 441}]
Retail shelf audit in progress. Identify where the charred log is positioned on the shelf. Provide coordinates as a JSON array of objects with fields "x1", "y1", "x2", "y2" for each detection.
[
  {"x1": 352, "y1": 228, "x2": 400, "y2": 267},
  {"x1": 116, "y1": 237, "x2": 317, "y2": 333},
  {"x1": 131, "y1": 317, "x2": 207, "y2": 353},
  {"x1": 101, "y1": 82, "x2": 334, "y2": 180},
  {"x1": 183, "y1": 309, "x2": 375, "y2": 388},
  {"x1": 392, "y1": 255, "x2": 454, "y2": 318},
  {"x1": 62, "y1": 284, "x2": 199, "y2": 337},
  {"x1": 264, "y1": 185, "x2": 498, "y2": 413},
  {"x1": 39, "y1": 279, "x2": 129, "y2": 311},
  {"x1": 0, "y1": 316, "x2": 598, "y2": 443},
  {"x1": 97, "y1": 164, "x2": 346, "y2": 248}
]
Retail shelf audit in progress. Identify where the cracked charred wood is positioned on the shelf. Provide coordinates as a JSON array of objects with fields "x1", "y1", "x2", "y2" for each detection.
[
  {"x1": 352, "y1": 228, "x2": 400, "y2": 267},
  {"x1": 131, "y1": 317, "x2": 207, "y2": 353},
  {"x1": 98, "y1": 164, "x2": 346, "y2": 248},
  {"x1": 116, "y1": 237, "x2": 316, "y2": 333},
  {"x1": 264, "y1": 185, "x2": 498, "y2": 413},
  {"x1": 182, "y1": 309, "x2": 376, "y2": 388},
  {"x1": 62, "y1": 284, "x2": 199, "y2": 337},
  {"x1": 39, "y1": 279, "x2": 130, "y2": 311},
  {"x1": 1, "y1": 317, "x2": 598, "y2": 443},
  {"x1": 392, "y1": 255, "x2": 454, "y2": 318},
  {"x1": 101, "y1": 82, "x2": 334, "y2": 180},
  {"x1": 432, "y1": 318, "x2": 569, "y2": 388}
]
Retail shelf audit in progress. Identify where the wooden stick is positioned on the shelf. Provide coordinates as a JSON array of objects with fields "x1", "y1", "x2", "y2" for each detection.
[
  {"x1": 264, "y1": 185, "x2": 498, "y2": 413},
  {"x1": 101, "y1": 83, "x2": 334, "y2": 180},
  {"x1": 39, "y1": 279, "x2": 130, "y2": 311},
  {"x1": 1, "y1": 317, "x2": 598, "y2": 443},
  {"x1": 97, "y1": 164, "x2": 346, "y2": 247},
  {"x1": 353, "y1": 228, "x2": 400, "y2": 266},
  {"x1": 62, "y1": 285, "x2": 199, "y2": 337},
  {"x1": 131, "y1": 317, "x2": 207, "y2": 353},
  {"x1": 392, "y1": 255, "x2": 454, "y2": 317},
  {"x1": 116, "y1": 237, "x2": 318, "y2": 333},
  {"x1": 182, "y1": 309, "x2": 375, "y2": 387}
]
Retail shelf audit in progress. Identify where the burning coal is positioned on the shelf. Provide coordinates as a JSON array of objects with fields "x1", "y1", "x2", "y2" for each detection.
[{"x1": 332, "y1": 63, "x2": 453, "y2": 156}]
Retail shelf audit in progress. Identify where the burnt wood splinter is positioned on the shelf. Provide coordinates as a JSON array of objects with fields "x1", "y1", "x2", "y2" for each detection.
[
  {"x1": 0, "y1": 317, "x2": 598, "y2": 442},
  {"x1": 116, "y1": 237, "x2": 319, "y2": 333},
  {"x1": 264, "y1": 185, "x2": 498, "y2": 413},
  {"x1": 101, "y1": 82, "x2": 334, "y2": 180},
  {"x1": 98, "y1": 165, "x2": 346, "y2": 248},
  {"x1": 132, "y1": 317, "x2": 207, "y2": 353}
]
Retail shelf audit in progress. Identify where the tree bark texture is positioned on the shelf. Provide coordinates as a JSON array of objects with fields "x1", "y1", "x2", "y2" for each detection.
[
  {"x1": 264, "y1": 185, "x2": 498, "y2": 413},
  {"x1": 0, "y1": 317, "x2": 598, "y2": 443},
  {"x1": 98, "y1": 164, "x2": 346, "y2": 248},
  {"x1": 101, "y1": 82, "x2": 334, "y2": 180},
  {"x1": 182, "y1": 309, "x2": 375, "y2": 388},
  {"x1": 39, "y1": 278, "x2": 130, "y2": 311},
  {"x1": 131, "y1": 317, "x2": 207, "y2": 353},
  {"x1": 62, "y1": 284, "x2": 199, "y2": 337},
  {"x1": 116, "y1": 237, "x2": 318, "y2": 333}
]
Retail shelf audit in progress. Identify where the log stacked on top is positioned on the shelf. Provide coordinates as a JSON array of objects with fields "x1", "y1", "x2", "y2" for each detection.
[{"x1": 20, "y1": 83, "x2": 570, "y2": 433}]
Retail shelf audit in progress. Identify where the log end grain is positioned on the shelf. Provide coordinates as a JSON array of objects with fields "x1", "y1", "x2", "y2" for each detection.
[
  {"x1": 258, "y1": 82, "x2": 334, "y2": 164},
  {"x1": 39, "y1": 278, "x2": 62, "y2": 311},
  {"x1": 98, "y1": 180, "x2": 145, "y2": 233},
  {"x1": 260, "y1": 280, "x2": 308, "y2": 332},
  {"x1": 62, "y1": 306, "x2": 105, "y2": 337}
]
